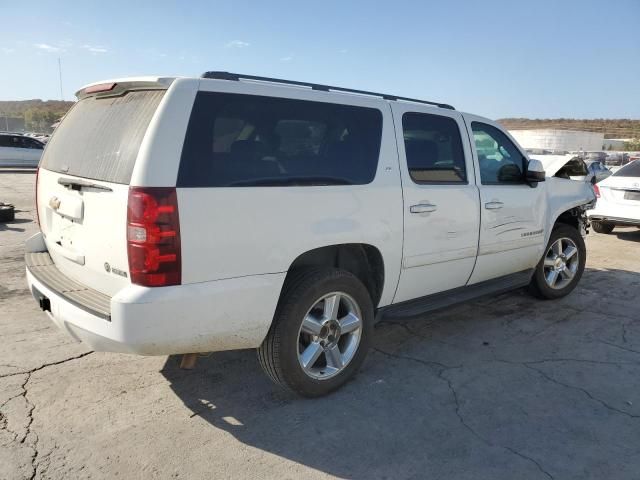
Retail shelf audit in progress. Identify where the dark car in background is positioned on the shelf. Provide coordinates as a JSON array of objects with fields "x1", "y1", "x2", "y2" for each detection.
[{"x1": 605, "y1": 152, "x2": 629, "y2": 166}]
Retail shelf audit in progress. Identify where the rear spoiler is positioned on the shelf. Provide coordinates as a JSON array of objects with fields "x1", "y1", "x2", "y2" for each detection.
[{"x1": 75, "y1": 77, "x2": 176, "y2": 100}]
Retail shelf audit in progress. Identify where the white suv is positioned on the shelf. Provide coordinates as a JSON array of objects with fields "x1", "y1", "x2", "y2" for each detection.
[{"x1": 26, "y1": 73, "x2": 595, "y2": 396}]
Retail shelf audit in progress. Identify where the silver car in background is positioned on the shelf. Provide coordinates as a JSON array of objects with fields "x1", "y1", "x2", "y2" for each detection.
[{"x1": 0, "y1": 133, "x2": 44, "y2": 168}]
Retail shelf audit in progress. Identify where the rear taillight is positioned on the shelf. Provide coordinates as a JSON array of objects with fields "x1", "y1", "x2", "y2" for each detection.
[
  {"x1": 35, "y1": 167, "x2": 40, "y2": 227},
  {"x1": 127, "y1": 187, "x2": 181, "y2": 287},
  {"x1": 593, "y1": 184, "x2": 601, "y2": 198}
]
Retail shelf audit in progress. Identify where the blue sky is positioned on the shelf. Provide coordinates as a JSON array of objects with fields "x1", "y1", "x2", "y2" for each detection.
[{"x1": 1, "y1": 0, "x2": 639, "y2": 119}]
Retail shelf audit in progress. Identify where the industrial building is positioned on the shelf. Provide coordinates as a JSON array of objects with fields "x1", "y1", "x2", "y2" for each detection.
[{"x1": 508, "y1": 129, "x2": 604, "y2": 152}]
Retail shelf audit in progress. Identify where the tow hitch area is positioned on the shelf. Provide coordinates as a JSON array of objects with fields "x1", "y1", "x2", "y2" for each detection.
[{"x1": 32, "y1": 286, "x2": 51, "y2": 313}]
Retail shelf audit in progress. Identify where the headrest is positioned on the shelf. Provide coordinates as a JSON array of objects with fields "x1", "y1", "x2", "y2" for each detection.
[
  {"x1": 405, "y1": 139, "x2": 438, "y2": 165},
  {"x1": 230, "y1": 140, "x2": 268, "y2": 161}
]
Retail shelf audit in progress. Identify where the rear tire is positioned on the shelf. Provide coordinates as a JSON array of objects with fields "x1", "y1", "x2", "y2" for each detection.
[
  {"x1": 591, "y1": 221, "x2": 614, "y2": 234},
  {"x1": 258, "y1": 268, "x2": 373, "y2": 397},
  {"x1": 529, "y1": 224, "x2": 586, "y2": 300},
  {"x1": 0, "y1": 203, "x2": 15, "y2": 223}
]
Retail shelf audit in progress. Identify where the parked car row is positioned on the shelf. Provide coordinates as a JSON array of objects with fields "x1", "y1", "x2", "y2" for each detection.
[
  {"x1": 571, "y1": 151, "x2": 636, "y2": 167},
  {"x1": 0, "y1": 132, "x2": 44, "y2": 167}
]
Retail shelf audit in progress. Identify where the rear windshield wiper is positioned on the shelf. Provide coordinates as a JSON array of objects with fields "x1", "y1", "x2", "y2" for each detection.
[
  {"x1": 58, "y1": 177, "x2": 113, "y2": 192},
  {"x1": 228, "y1": 176, "x2": 352, "y2": 187}
]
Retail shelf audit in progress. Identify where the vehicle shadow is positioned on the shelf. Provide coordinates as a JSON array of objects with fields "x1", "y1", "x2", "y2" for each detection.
[
  {"x1": 160, "y1": 267, "x2": 640, "y2": 478},
  {"x1": 615, "y1": 228, "x2": 640, "y2": 242},
  {"x1": 0, "y1": 167, "x2": 38, "y2": 174},
  {"x1": 0, "y1": 217, "x2": 32, "y2": 232}
]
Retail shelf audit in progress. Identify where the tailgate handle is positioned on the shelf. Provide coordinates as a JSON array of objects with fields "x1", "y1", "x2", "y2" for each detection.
[
  {"x1": 50, "y1": 241, "x2": 85, "y2": 266},
  {"x1": 58, "y1": 178, "x2": 113, "y2": 192}
]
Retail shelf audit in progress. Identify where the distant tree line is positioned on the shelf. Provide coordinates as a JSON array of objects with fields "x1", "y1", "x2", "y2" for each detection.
[
  {"x1": 498, "y1": 118, "x2": 640, "y2": 140},
  {"x1": 0, "y1": 99, "x2": 74, "y2": 133},
  {"x1": 624, "y1": 139, "x2": 640, "y2": 151}
]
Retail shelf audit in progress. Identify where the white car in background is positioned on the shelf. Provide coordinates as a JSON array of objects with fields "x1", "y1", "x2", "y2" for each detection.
[
  {"x1": 0, "y1": 133, "x2": 45, "y2": 167},
  {"x1": 589, "y1": 160, "x2": 640, "y2": 233}
]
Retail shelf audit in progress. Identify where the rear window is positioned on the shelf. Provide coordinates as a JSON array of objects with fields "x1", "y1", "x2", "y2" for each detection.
[
  {"x1": 41, "y1": 90, "x2": 165, "y2": 184},
  {"x1": 178, "y1": 92, "x2": 383, "y2": 187},
  {"x1": 613, "y1": 160, "x2": 640, "y2": 178}
]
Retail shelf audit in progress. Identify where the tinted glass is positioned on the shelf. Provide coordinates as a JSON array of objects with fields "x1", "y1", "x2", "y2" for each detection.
[
  {"x1": 41, "y1": 90, "x2": 165, "y2": 184},
  {"x1": 20, "y1": 137, "x2": 43, "y2": 149},
  {"x1": 472, "y1": 122, "x2": 526, "y2": 184},
  {"x1": 613, "y1": 160, "x2": 640, "y2": 178},
  {"x1": 402, "y1": 112, "x2": 466, "y2": 183},
  {"x1": 557, "y1": 157, "x2": 588, "y2": 177},
  {"x1": 178, "y1": 92, "x2": 383, "y2": 187},
  {"x1": 0, "y1": 136, "x2": 22, "y2": 148}
]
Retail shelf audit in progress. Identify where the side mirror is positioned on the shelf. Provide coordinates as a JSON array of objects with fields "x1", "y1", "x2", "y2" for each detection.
[{"x1": 526, "y1": 158, "x2": 546, "y2": 185}]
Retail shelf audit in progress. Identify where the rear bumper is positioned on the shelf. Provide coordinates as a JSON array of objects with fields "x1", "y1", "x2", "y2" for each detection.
[
  {"x1": 588, "y1": 201, "x2": 640, "y2": 226},
  {"x1": 25, "y1": 233, "x2": 286, "y2": 355},
  {"x1": 587, "y1": 215, "x2": 640, "y2": 227}
]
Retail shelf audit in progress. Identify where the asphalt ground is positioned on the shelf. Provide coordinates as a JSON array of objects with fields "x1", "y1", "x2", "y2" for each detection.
[{"x1": 1, "y1": 170, "x2": 639, "y2": 479}]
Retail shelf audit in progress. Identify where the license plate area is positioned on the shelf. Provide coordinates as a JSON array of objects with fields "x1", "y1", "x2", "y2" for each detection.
[{"x1": 624, "y1": 190, "x2": 640, "y2": 201}]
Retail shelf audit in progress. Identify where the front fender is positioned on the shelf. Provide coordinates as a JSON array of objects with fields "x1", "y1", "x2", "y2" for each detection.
[{"x1": 544, "y1": 178, "x2": 596, "y2": 245}]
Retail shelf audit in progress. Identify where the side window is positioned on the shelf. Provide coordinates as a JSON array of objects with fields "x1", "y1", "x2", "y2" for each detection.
[
  {"x1": 0, "y1": 136, "x2": 11, "y2": 147},
  {"x1": 178, "y1": 92, "x2": 383, "y2": 187},
  {"x1": 20, "y1": 137, "x2": 43, "y2": 150},
  {"x1": 471, "y1": 122, "x2": 527, "y2": 184},
  {"x1": 402, "y1": 112, "x2": 466, "y2": 183}
]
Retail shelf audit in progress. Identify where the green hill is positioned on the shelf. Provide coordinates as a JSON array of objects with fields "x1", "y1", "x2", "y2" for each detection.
[
  {"x1": 498, "y1": 118, "x2": 640, "y2": 139},
  {"x1": 0, "y1": 99, "x2": 75, "y2": 133}
]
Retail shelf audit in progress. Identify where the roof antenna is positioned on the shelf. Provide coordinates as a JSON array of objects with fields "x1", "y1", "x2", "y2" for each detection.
[{"x1": 58, "y1": 57, "x2": 64, "y2": 101}]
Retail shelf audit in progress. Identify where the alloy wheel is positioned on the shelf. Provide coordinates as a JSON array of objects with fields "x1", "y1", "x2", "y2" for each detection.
[
  {"x1": 543, "y1": 237, "x2": 580, "y2": 289},
  {"x1": 297, "y1": 292, "x2": 362, "y2": 380}
]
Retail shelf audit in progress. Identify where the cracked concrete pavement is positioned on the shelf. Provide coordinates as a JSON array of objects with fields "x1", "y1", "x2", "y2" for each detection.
[{"x1": 1, "y1": 170, "x2": 640, "y2": 479}]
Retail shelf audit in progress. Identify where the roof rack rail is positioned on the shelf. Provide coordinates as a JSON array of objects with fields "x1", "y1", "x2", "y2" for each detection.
[{"x1": 200, "y1": 71, "x2": 455, "y2": 110}]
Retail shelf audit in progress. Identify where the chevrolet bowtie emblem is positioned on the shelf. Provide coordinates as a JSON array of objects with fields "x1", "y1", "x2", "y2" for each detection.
[{"x1": 49, "y1": 197, "x2": 61, "y2": 210}]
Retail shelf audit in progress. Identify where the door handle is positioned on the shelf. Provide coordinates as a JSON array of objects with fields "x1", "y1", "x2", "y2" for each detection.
[
  {"x1": 485, "y1": 201, "x2": 504, "y2": 210},
  {"x1": 410, "y1": 203, "x2": 437, "y2": 214}
]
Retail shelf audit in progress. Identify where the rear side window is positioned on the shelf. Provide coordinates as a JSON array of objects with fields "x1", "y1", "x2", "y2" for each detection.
[
  {"x1": 41, "y1": 90, "x2": 165, "y2": 184},
  {"x1": 613, "y1": 160, "x2": 640, "y2": 178},
  {"x1": 178, "y1": 92, "x2": 383, "y2": 187},
  {"x1": 402, "y1": 112, "x2": 466, "y2": 183}
]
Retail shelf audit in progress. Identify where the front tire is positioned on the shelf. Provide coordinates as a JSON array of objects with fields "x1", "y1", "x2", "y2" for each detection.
[
  {"x1": 529, "y1": 225, "x2": 586, "y2": 300},
  {"x1": 591, "y1": 221, "x2": 614, "y2": 234},
  {"x1": 258, "y1": 268, "x2": 373, "y2": 397}
]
